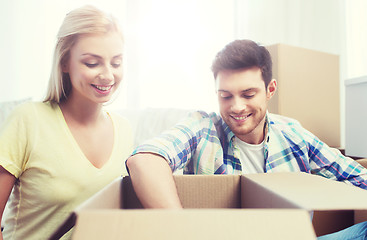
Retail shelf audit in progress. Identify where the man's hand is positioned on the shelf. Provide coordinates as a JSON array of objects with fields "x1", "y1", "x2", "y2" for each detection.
[{"x1": 126, "y1": 153, "x2": 183, "y2": 208}]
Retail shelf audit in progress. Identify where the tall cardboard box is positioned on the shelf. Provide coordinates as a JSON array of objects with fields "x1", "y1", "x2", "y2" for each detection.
[{"x1": 266, "y1": 44, "x2": 340, "y2": 148}]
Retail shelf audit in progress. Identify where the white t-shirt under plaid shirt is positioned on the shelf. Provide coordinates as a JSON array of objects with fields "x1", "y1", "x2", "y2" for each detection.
[{"x1": 132, "y1": 111, "x2": 367, "y2": 189}]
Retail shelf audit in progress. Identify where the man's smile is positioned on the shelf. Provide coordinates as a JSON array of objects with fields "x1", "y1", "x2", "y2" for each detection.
[{"x1": 230, "y1": 113, "x2": 252, "y2": 122}]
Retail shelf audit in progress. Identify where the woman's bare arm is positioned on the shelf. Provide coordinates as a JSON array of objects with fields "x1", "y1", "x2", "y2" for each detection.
[{"x1": 0, "y1": 166, "x2": 16, "y2": 240}]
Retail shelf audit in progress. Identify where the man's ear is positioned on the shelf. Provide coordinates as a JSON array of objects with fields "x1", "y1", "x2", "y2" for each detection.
[{"x1": 266, "y1": 79, "x2": 277, "y2": 99}]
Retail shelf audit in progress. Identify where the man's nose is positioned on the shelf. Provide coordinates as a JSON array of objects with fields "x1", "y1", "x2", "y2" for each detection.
[{"x1": 231, "y1": 98, "x2": 246, "y2": 113}]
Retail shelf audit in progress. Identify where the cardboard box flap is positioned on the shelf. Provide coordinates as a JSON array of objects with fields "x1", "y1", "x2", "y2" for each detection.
[
  {"x1": 241, "y1": 174, "x2": 303, "y2": 209},
  {"x1": 242, "y1": 172, "x2": 367, "y2": 210},
  {"x1": 49, "y1": 177, "x2": 123, "y2": 240},
  {"x1": 71, "y1": 209, "x2": 317, "y2": 240},
  {"x1": 76, "y1": 177, "x2": 123, "y2": 211}
]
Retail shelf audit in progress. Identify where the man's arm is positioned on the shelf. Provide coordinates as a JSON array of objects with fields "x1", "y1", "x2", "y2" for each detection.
[
  {"x1": 126, "y1": 153, "x2": 183, "y2": 208},
  {"x1": 309, "y1": 142, "x2": 367, "y2": 189}
]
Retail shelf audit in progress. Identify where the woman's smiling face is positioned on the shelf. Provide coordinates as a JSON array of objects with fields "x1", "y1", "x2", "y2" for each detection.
[
  {"x1": 62, "y1": 31, "x2": 124, "y2": 105},
  {"x1": 216, "y1": 67, "x2": 276, "y2": 144}
]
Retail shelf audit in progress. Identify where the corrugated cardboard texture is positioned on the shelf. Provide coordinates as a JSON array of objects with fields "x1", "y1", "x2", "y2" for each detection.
[
  {"x1": 175, "y1": 175, "x2": 241, "y2": 208},
  {"x1": 72, "y1": 209, "x2": 317, "y2": 240},
  {"x1": 266, "y1": 44, "x2": 340, "y2": 147},
  {"x1": 122, "y1": 175, "x2": 241, "y2": 209}
]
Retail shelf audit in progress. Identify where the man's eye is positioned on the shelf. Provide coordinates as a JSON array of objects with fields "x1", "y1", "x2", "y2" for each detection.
[
  {"x1": 243, "y1": 94, "x2": 255, "y2": 99},
  {"x1": 85, "y1": 63, "x2": 98, "y2": 68}
]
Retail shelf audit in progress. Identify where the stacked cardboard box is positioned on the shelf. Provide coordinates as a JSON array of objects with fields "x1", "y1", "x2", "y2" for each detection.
[
  {"x1": 266, "y1": 44, "x2": 340, "y2": 148},
  {"x1": 54, "y1": 173, "x2": 367, "y2": 239}
]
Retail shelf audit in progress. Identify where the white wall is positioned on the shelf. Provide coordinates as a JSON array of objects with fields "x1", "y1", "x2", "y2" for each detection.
[
  {"x1": 346, "y1": 0, "x2": 367, "y2": 78},
  {"x1": 1, "y1": 0, "x2": 366, "y2": 148},
  {"x1": 121, "y1": 0, "x2": 235, "y2": 112},
  {"x1": 234, "y1": 0, "x2": 346, "y2": 147},
  {"x1": 0, "y1": 0, "x2": 125, "y2": 102}
]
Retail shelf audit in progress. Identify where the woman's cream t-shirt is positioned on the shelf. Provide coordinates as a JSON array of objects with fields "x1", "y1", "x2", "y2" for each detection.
[{"x1": 0, "y1": 102, "x2": 133, "y2": 239}]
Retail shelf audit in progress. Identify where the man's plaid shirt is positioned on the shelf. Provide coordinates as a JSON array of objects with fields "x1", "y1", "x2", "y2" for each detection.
[{"x1": 132, "y1": 111, "x2": 367, "y2": 189}]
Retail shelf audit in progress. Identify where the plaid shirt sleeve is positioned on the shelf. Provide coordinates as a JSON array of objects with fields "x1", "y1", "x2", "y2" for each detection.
[
  {"x1": 131, "y1": 111, "x2": 223, "y2": 174},
  {"x1": 266, "y1": 114, "x2": 367, "y2": 190},
  {"x1": 304, "y1": 129, "x2": 367, "y2": 189}
]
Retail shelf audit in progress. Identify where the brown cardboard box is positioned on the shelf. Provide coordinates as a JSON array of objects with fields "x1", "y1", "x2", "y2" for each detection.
[
  {"x1": 265, "y1": 44, "x2": 340, "y2": 148},
  {"x1": 72, "y1": 209, "x2": 314, "y2": 240},
  {"x1": 242, "y1": 173, "x2": 367, "y2": 236},
  {"x1": 53, "y1": 173, "x2": 367, "y2": 239}
]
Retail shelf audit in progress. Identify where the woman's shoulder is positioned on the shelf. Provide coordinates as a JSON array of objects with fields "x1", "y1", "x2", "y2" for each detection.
[{"x1": 11, "y1": 101, "x2": 56, "y2": 117}]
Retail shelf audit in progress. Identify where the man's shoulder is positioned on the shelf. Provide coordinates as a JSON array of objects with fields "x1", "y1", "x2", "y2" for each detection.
[
  {"x1": 187, "y1": 110, "x2": 222, "y2": 124},
  {"x1": 268, "y1": 113, "x2": 302, "y2": 128},
  {"x1": 267, "y1": 113, "x2": 317, "y2": 143}
]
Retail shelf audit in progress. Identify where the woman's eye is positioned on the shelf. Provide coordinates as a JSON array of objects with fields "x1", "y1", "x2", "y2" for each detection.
[
  {"x1": 111, "y1": 63, "x2": 121, "y2": 68},
  {"x1": 85, "y1": 63, "x2": 98, "y2": 68},
  {"x1": 111, "y1": 59, "x2": 122, "y2": 68},
  {"x1": 220, "y1": 94, "x2": 232, "y2": 99}
]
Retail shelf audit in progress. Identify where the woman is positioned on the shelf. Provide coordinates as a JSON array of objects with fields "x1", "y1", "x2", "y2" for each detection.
[{"x1": 0, "y1": 5, "x2": 132, "y2": 240}]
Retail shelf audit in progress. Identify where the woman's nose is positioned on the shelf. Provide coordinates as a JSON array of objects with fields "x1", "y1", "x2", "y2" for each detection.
[{"x1": 100, "y1": 66, "x2": 114, "y2": 82}]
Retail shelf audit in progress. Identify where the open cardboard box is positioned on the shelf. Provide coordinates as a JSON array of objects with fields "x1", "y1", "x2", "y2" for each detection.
[{"x1": 53, "y1": 172, "x2": 367, "y2": 239}]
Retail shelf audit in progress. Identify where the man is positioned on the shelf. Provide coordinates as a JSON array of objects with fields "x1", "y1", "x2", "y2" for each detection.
[
  {"x1": 127, "y1": 39, "x2": 367, "y2": 204},
  {"x1": 127, "y1": 38, "x2": 367, "y2": 203}
]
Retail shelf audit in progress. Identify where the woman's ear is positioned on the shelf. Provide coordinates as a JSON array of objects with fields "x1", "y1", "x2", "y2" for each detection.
[
  {"x1": 266, "y1": 79, "x2": 277, "y2": 99},
  {"x1": 61, "y1": 60, "x2": 69, "y2": 73}
]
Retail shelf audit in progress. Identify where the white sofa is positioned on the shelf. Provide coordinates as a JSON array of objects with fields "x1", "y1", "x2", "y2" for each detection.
[
  {"x1": 0, "y1": 99, "x2": 192, "y2": 149},
  {"x1": 115, "y1": 107, "x2": 192, "y2": 148}
]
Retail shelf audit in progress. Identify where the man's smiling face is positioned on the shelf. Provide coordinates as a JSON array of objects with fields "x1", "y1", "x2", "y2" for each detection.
[{"x1": 216, "y1": 67, "x2": 276, "y2": 144}]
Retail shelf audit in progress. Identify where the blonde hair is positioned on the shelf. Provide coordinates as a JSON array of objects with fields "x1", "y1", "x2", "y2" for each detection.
[{"x1": 44, "y1": 5, "x2": 123, "y2": 103}]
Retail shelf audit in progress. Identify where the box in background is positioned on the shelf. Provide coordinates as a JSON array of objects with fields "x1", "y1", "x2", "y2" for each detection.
[{"x1": 266, "y1": 44, "x2": 340, "y2": 148}]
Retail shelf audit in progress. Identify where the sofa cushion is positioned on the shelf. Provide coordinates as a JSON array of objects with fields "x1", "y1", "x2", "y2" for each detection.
[{"x1": 116, "y1": 108, "x2": 192, "y2": 147}]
